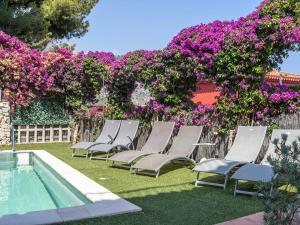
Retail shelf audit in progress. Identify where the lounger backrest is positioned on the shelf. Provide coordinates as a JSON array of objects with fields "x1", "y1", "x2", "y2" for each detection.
[
  {"x1": 113, "y1": 120, "x2": 140, "y2": 147},
  {"x1": 167, "y1": 126, "x2": 203, "y2": 157},
  {"x1": 95, "y1": 120, "x2": 121, "y2": 143},
  {"x1": 225, "y1": 126, "x2": 267, "y2": 163},
  {"x1": 141, "y1": 121, "x2": 175, "y2": 153},
  {"x1": 262, "y1": 129, "x2": 300, "y2": 165}
]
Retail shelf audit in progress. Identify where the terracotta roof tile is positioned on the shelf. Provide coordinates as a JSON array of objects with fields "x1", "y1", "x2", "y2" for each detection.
[{"x1": 266, "y1": 70, "x2": 300, "y2": 84}]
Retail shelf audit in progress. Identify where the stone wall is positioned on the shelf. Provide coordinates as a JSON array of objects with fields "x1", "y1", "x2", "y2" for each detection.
[{"x1": 0, "y1": 102, "x2": 10, "y2": 145}]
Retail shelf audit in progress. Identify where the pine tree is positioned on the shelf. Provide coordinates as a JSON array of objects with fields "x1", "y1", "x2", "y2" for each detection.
[
  {"x1": 261, "y1": 133, "x2": 300, "y2": 225},
  {"x1": 0, "y1": 0, "x2": 98, "y2": 49}
]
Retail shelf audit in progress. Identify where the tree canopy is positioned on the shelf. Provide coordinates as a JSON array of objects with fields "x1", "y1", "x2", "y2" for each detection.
[{"x1": 0, "y1": 0, "x2": 98, "y2": 49}]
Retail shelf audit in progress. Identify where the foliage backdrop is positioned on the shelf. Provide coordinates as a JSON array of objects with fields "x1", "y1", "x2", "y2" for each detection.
[{"x1": 1, "y1": 0, "x2": 300, "y2": 131}]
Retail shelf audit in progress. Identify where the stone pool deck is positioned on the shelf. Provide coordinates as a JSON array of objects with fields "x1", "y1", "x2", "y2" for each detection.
[
  {"x1": 0, "y1": 150, "x2": 141, "y2": 225},
  {"x1": 216, "y1": 211, "x2": 300, "y2": 225}
]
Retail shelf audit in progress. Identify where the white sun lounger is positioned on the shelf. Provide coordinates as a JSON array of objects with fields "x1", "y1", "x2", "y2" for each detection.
[
  {"x1": 71, "y1": 120, "x2": 121, "y2": 157},
  {"x1": 231, "y1": 129, "x2": 300, "y2": 196},
  {"x1": 193, "y1": 126, "x2": 267, "y2": 189}
]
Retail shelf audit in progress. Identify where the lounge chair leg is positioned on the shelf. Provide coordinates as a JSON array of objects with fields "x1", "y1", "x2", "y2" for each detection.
[
  {"x1": 86, "y1": 150, "x2": 89, "y2": 158},
  {"x1": 195, "y1": 172, "x2": 231, "y2": 189},
  {"x1": 195, "y1": 172, "x2": 200, "y2": 187},
  {"x1": 223, "y1": 174, "x2": 229, "y2": 190},
  {"x1": 72, "y1": 148, "x2": 90, "y2": 158},
  {"x1": 106, "y1": 152, "x2": 109, "y2": 161},
  {"x1": 89, "y1": 152, "x2": 93, "y2": 160},
  {"x1": 156, "y1": 170, "x2": 160, "y2": 178},
  {"x1": 234, "y1": 180, "x2": 238, "y2": 196}
]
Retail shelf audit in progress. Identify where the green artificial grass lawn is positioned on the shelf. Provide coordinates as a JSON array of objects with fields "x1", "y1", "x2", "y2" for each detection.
[{"x1": 0, "y1": 143, "x2": 264, "y2": 225}]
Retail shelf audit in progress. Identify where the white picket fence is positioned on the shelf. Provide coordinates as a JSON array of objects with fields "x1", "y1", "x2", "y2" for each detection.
[{"x1": 15, "y1": 125, "x2": 71, "y2": 144}]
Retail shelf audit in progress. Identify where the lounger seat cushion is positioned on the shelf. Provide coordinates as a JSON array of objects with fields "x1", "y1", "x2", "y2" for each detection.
[
  {"x1": 108, "y1": 121, "x2": 176, "y2": 165},
  {"x1": 193, "y1": 158, "x2": 242, "y2": 175},
  {"x1": 88, "y1": 144, "x2": 120, "y2": 153},
  {"x1": 132, "y1": 154, "x2": 187, "y2": 172},
  {"x1": 231, "y1": 163, "x2": 274, "y2": 182},
  {"x1": 109, "y1": 150, "x2": 156, "y2": 164},
  {"x1": 71, "y1": 142, "x2": 99, "y2": 149}
]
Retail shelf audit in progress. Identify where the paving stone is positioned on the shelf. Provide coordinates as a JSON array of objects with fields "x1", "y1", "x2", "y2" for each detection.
[{"x1": 216, "y1": 212, "x2": 300, "y2": 225}]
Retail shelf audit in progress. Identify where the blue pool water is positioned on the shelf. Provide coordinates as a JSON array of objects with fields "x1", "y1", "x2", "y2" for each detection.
[{"x1": 0, "y1": 152, "x2": 91, "y2": 216}]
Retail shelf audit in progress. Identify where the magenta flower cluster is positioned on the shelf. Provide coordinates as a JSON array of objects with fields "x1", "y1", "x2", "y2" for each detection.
[
  {"x1": 170, "y1": 104, "x2": 215, "y2": 128},
  {"x1": 256, "y1": 83, "x2": 300, "y2": 120},
  {"x1": 167, "y1": 20, "x2": 233, "y2": 71}
]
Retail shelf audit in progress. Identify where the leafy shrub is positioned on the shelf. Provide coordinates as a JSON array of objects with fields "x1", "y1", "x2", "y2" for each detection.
[{"x1": 13, "y1": 101, "x2": 70, "y2": 125}]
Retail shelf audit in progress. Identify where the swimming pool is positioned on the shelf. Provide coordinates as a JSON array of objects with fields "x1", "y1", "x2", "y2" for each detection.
[
  {"x1": 0, "y1": 150, "x2": 141, "y2": 225},
  {"x1": 0, "y1": 152, "x2": 91, "y2": 216}
]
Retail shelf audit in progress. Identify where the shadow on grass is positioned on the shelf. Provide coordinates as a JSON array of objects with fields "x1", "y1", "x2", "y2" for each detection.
[
  {"x1": 158, "y1": 161, "x2": 195, "y2": 176},
  {"x1": 116, "y1": 182, "x2": 193, "y2": 195},
  {"x1": 128, "y1": 161, "x2": 196, "y2": 178},
  {"x1": 61, "y1": 186, "x2": 263, "y2": 225}
]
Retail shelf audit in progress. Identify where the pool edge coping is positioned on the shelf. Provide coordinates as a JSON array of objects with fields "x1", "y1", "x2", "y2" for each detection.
[{"x1": 0, "y1": 150, "x2": 142, "y2": 225}]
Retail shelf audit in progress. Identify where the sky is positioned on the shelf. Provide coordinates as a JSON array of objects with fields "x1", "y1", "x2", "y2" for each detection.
[{"x1": 67, "y1": 0, "x2": 300, "y2": 74}]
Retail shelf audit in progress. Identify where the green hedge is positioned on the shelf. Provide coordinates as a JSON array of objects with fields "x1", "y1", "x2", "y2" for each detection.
[{"x1": 13, "y1": 101, "x2": 70, "y2": 125}]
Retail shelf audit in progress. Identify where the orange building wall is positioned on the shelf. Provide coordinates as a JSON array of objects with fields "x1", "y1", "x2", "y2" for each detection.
[
  {"x1": 192, "y1": 83, "x2": 219, "y2": 105},
  {"x1": 192, "y1": 71, "x2": 300, "y2": 105}
]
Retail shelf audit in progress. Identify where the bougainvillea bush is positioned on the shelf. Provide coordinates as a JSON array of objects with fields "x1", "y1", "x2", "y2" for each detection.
[
  {"x1": 2, "y1": 0, "x2": 300, "y2": 130},
  {"x1": 0, "y1": 31, "x2": 115, "y2": 121},
  {"x1": 105, "y1": 0, "x2": 300, "y2": 129},
  {"x1": 215, "y1": 83, "x2": 300, "y2": 132},
  {"x1": 106, "y1": 50, "x2": 164, "y2": 119},
  {"x1": 106, "y1": 49, "x2": 199, "y2": 123},
  {"x1": 164, "y1": 0, "x2": 300, "y2": 129},
  {"x1": 0, "y1": 31, "x2": 42, "y2": 107}
]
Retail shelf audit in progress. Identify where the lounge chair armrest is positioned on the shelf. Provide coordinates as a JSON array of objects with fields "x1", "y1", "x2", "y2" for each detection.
[
  {"x1": 108, "y1": 135, "x2": 114, "y2": 143},
  {"x1": 127, "y1": 136, "x2": 135, "y2": 150},
  {"x1": 127, "y1": 136, "x2": 133, "y2": 143}
]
